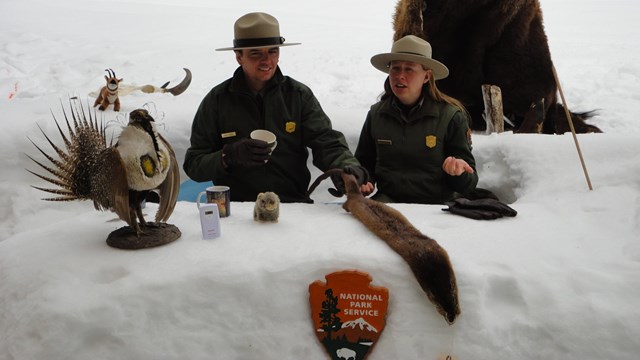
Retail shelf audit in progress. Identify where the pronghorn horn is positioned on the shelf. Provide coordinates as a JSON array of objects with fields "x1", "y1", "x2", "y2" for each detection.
[{"x1": 161, "y1": 68, "x2": 192, "y2": 96}]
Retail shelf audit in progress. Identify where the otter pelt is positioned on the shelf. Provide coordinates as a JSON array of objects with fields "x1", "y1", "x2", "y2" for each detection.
[
  {"x1": 392, "y1": 0, "x2": 600, "y2": 134},
  {"x1": 307, "y1": 169, "x2": 460, "y2": 324}
]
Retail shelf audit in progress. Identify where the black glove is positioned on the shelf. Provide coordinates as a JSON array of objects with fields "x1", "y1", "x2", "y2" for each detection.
[
  {"x1": 442, "y1": 198, "x2": 517, "y2": 220},
  {"x1": 328, "y1": 165, "x2": 369, "y2": 197},
  {"x1": 222, "y1": 138, "x2": 271, "y2": 168}
]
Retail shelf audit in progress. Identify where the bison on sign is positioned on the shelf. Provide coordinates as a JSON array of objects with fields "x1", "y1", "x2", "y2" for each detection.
[{"x1": 393, "y1": 0, "x2": 600, "y2": 134}]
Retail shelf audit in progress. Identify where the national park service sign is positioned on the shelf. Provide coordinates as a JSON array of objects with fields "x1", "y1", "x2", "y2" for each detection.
[{"x1": 309, "y1": 270, "x2": 389, "y2": 360}]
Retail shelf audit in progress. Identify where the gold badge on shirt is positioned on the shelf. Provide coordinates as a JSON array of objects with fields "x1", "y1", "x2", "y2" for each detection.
[
  {"x1": 425, "y1": 135, "x2": 437, "y2": 148},
  {"x1": 285, "y1": 121, "x2": 296, "y2": 133}
]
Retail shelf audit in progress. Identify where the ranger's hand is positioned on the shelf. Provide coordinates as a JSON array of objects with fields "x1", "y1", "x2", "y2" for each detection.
[
  {"x1": 222, "y1": 138, "x2": 271, "y2": 168},
  {"x1": 442, "y1": 156, "x2": 474, "y2": 176},
  {"x1": 328, "y1": 165, "x2": 370, "y2": 197}
]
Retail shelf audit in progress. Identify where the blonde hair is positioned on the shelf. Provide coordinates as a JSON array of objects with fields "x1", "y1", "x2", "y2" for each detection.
[
  {"x1": 424, "y1": 76, "x2": 470, "y2": 119},
  {"x1": 380, "y1": 75, "x2": 470, "y2": 120}
]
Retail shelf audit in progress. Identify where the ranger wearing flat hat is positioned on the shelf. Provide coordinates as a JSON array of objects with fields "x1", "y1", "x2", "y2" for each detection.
[
  {"x1": 354, "y1": 35, "x2": 479, "y2": 205},
  {"x1": 184, "y1": 12, "x2": 369, "y2": 203}
]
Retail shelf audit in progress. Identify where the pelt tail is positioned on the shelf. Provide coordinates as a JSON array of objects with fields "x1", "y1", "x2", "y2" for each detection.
[{"x1": 306, "y1": 168, "x2": 344, "y2": 197}]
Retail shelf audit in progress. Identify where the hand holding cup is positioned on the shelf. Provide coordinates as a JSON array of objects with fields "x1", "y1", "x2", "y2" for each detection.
[{"x1": 250, "y1": 129, "x2": 277, "y2": 157}]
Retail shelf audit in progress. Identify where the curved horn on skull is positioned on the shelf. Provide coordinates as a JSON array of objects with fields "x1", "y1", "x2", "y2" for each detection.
[{"x1": 160, "y1": 68, "x2": 192, "y2": 96}]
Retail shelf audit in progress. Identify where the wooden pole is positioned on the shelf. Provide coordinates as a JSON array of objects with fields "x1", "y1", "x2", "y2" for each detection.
[
  {"x1": 481, "y1": 84, "x2": 504, "y2": 134},
  {"x1": 551, "y1": 64, "x2": 593, "y2": 191}
]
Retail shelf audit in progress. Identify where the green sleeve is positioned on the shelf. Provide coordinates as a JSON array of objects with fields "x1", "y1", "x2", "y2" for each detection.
[
  {"x1": 182, "y1": 97, "x2": 230, "y2": 182},
  {"x1": 300, "y1": 90, "x2": 359, "y2": 171},
  {"x1": 354, "y1": 110, "x2": 377, "y2": 183},
  {"x1": 444, "y1": 111, "x2": 479, "y2": 194}
]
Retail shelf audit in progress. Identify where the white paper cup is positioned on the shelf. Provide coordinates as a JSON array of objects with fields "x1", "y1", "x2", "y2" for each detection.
[{"x1": 250, "y1": 129, "x2": 277, "y2": 155}]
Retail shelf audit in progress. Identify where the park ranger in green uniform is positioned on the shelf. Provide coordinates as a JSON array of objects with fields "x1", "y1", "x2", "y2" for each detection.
[
  {"x1": 355, "y1": 35, "x2": 478, "y2": 204},
  {"x1": 183, "y1": 12, "x2": 369, "y2": 203}
]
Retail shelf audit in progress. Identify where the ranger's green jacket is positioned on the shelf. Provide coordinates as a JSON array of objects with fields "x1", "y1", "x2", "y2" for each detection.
[
  {"x1": 355, "y1": 96, "x2": 478, "y2": 204},
  {"x1": 183, "y1": 67, "x2": 358, "y2": 203}
]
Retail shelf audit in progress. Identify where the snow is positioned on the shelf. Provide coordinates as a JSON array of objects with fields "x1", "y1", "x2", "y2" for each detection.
[{"x1": 1, "y1": 0, "x2": 639, "y2": 359}]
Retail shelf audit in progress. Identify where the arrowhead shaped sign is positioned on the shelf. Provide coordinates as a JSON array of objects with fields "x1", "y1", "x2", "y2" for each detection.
[{"x1": 309, "y1": 270, "x2": 389, "y2": 360}]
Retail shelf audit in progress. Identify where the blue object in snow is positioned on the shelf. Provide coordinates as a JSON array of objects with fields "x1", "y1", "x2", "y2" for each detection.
[{"x1": 178, "y1": 179, "x2": 212, "y2": 202}]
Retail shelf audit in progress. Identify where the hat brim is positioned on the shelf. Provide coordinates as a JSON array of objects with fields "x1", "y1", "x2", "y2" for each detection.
[
  {"x1": 370, "y1": 52, "x2": 449, "y2": 80},
  {"x1": 216, "y1": 42, "x2": 301, "y2": 51}
]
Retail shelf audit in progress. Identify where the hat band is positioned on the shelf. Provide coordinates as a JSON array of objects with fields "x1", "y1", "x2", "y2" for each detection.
[
  {"x1": 233, "y1": 36, "x2": 285, "y2": 48},
  {"x1": 397, "y1": 51, "x2": 426, "y2": 57}
]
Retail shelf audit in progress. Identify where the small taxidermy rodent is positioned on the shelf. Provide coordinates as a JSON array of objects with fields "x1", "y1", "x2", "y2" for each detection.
[{"x1": 254, "y1": 192, "x2": 280, "y2": 223}]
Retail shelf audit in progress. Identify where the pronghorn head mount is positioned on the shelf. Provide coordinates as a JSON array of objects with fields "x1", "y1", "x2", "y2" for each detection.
[
  {"x1": 94, "y1": 68, "x2": 123, "y2": 111},
  {"x1": 92, "y1": 67, "x2": 192, "y2": 112},
  {"x1": 104, "y1": 68, "x2": 122, "y2": 91}
]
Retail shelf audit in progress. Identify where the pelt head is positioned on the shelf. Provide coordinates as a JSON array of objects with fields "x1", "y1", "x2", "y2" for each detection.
[{"x1": 410, "y1": 245, "x2": 460, "y2": 324}]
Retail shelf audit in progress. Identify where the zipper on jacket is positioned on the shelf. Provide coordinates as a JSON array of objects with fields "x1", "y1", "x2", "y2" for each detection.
[{"x1": 256, "y1": 94, "x2": 266, "y2": 128}]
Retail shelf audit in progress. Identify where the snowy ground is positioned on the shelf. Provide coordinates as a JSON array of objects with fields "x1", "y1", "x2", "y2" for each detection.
[{"x1": 1, "y1": 0, "x2": 639, "y2": 359}]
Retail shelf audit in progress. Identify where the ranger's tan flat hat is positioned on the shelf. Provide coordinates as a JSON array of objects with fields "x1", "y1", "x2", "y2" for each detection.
[
  {"x1": 371, "y1": 35, "x2": 449, "y2": 80},
  {"x1": 216, "y1": 12, "x2": 301, "y2": 51}
]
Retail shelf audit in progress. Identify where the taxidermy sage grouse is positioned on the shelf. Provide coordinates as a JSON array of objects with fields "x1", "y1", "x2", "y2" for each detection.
[{"x1": 27, "y1": 102, "x2": 180, "y2": 236}]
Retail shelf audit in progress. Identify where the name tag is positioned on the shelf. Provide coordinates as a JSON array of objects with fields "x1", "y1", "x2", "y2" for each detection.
[
  {"x1": 376, "y1": 139, "x2": 392, "y2": 146},
  {"x1": 221, "y1": 131, "x2": 236, "y2": 139}
]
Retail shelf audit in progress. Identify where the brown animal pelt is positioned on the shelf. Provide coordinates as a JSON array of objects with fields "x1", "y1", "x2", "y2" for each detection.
[
  {"x1": 307, "y1": 170, "x2": 460, "y2": 324},
  {"x1": 392, "y1": 0, "x2": 601, "y2": 134},
  {"x1": 393, "y1": 0, "x2": 424, "y2": 41}
]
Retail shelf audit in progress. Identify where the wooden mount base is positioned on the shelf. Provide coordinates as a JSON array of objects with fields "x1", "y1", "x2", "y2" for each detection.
[{"x1": 106, "y1": 222, "x2": 181, "y2": 250}]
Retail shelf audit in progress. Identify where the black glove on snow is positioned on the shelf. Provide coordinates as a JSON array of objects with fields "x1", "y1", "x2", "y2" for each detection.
[
  {"x1": 328, "y1": 165, "x2": 369, "y2": 197},
  {"x1": 442, "y1": 198, "x2": 517, "y2": 220},
  {"x1": 222, "y1": 138, "x2": 271, "y2": 168}
]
